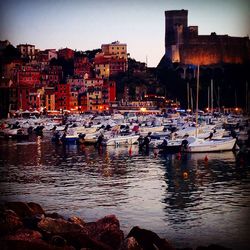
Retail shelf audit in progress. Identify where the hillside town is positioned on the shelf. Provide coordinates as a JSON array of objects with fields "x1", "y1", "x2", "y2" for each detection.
[
  {"x1": 1, "y1": 9, "x2": 250, "y2": 119},
  {"x1": 4, "y1": 41, "x2": 173, "y2": 119},
  {"x1": 0, "y1": 40, "x2": 134, "y2": 118}
]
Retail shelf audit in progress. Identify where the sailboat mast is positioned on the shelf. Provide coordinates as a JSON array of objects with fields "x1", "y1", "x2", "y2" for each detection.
[
  {"x1": 218, "y1": 86, "x2": 220, "y2": 113},
  {"x1": 208, "y1": 86, "x2": 210, "y2": 112},
  {"x1": 211, "y1": 79, "x2": 213, "y2": 114},
  {"x1": 195, "y1": 65, "x2": 200, "y2": 137}
]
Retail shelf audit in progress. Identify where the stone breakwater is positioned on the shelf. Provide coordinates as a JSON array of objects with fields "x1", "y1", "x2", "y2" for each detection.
[{"x1": 0, "y1": 201, "x2": 231, "y2": 250}]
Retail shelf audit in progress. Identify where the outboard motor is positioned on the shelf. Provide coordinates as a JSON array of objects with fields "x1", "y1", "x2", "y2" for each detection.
[{"x1": 181, "y1": 139, "x2": 189, "y2": 149}]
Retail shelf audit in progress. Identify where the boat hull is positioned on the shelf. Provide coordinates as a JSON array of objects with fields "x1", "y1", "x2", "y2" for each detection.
[
  {"x1": 158, "y1": 145, "x2": 182, "y2": 153},
  {"x1": 104, "y1": 135, "x2": 139, "y2": 146},
  {"x1": 185, "y1": 137, "x2": 236, "y2": 152}
]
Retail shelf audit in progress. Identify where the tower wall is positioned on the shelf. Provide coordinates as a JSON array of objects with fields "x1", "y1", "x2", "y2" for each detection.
[{"x1": 165, "y1": 9, "x2": 250, "y2": 65}]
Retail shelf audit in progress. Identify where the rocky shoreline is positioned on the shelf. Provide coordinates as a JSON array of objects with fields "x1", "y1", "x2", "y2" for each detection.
[{"x1": 0, "y1": 201, "x2": 231, "y2": 250}]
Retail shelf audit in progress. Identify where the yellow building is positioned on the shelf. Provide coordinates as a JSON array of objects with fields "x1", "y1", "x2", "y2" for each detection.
[
  {"x1": 44, "y1": 87, "x2": 56, "y2": 111},
  {"x1": 95, "y1": 61, "x2": 110, "y2": 79},
  {"x1": 101, "y1": 41, "x2": 127, "y2": 60},
  {"x1": 85, "y1": 79, "x2": 103, "y2": 111}
]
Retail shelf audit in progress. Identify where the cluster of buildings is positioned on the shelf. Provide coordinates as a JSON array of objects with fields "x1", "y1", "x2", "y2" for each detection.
[{"x1": 0, "y1": 41, "x2": 128, "y2": 117}]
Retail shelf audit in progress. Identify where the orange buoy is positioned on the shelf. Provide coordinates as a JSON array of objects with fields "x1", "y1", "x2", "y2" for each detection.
[
  {"x1": 183, "y1": 171, "x2": 188, "y2": 179},
  {"x1": 177, "y1": 152, "x2": 181, "y2": 159},
  {"x1": 204, "y1": 155, "x2": 208, "y2": 161},
  {"x1": 129, "y1": 146, "x2": 132, "y2": 156}
]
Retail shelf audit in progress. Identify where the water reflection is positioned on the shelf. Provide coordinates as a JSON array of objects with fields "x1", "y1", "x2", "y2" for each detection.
[
  {"x1": 0, "y1": 135, "x2": 250, "y2": 249},
  {"x1": 160, "y1": 151, "x2": 241, "y2": 214}
]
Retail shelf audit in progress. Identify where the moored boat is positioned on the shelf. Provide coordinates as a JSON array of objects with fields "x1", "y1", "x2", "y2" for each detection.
[
  {"x1": 102, "y1": 134, "x2": 140, "y2": 146},
  {"x1": 182, "y1": 136, "x2": 237, "y2": 153}
]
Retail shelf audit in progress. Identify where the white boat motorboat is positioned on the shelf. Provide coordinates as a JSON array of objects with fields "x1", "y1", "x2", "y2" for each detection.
[
  {"x1": 83, "y1": 129, "x2": 112, "y2": 144},
  {"x1": 183, "y1": 136, "x2": 237, "y2": 153},
  {"x1": 103, "y1": 134, "x2": 140, "y2": 146},
  {"x1": 139, "y1": 125, "x2": 165, "y2": 136}
]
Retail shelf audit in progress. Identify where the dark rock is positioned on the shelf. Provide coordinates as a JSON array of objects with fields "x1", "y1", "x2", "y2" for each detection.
[
  {"x1": 5, "y1": 202, "x2": 33, "y2": 218},
  {"x1": 23, "y1": 214, "x2": 45, "y2": 230},
  {"x1": 46, "y1": 212, "x2": 65, "y2": 219},
  {"x1": 0, "y1": 209, "x2": 23, "y2": 236},
  {"x1": 119, "y1": 237, "x2": 143, "y2": 250},
  {"x1": 59, "y1": 231, "x2": 112, "y2": 250},
  {"x1": 27, "y1": 202, "x2": 45, "y2": 215},
  {"x1": 0, "y1": 239, "x2": 75, "y2": 250},
  {"x1": 51, "y1": 235, "x2": 67, "y2": 247},
  {"x1": 68, "y1": 216, "x2": 85, "y2": 226},
  {"x1": 127, "y1": 226, "x2": 175, "y2": 250},
  {"x1": 85, "y1": 215, "x2": 124, "y2": 249},
  {"x1": 96, "y1": 215, "x2": 120, "y2": 229},
  {"x1": 2, "y1": 228, "x2": 42, "y2": 241},
  {"x1": 38, "y1": 217, "x2": 83, "y2": 234},
  {"x1": 99, "y1": 228, "x2": 124, "y2": 250}
]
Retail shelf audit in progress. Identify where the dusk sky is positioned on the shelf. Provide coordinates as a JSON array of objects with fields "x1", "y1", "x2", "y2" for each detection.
[{"x1": 0, "y1": 0, "x2": 249, "y2": 67}]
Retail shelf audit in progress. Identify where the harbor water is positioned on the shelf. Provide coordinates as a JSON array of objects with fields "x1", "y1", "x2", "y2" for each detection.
[{"x1": 0, "y1": 134, "x2": 250, "y2": 249}]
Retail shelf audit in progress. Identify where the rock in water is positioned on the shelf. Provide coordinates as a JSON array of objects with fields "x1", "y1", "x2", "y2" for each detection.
[
  {"x1": 85, "y1": 214, "x2": 124, "y2": 249},
  {"x1": 0, "y1": 209, "x2": 23, "y2": 236},
  {"x1": 127, "y1": 226, "x2": 174, "y2": 250},
  {"x1": 68, "y1": 216, "x2": 85, "y2": 226},
  {"x1": 119, "y1": 237, "x2": 143, "y2": 250},
  {"x1": 27, "y1": 202, "x2": 45, "y2": 215},
  {"x1": 5, "y1": 202, "x2": 34, "y2": 218},
  {"x1": 38, "y1": 217, "x2": 83, "y2": 234},
  {"x1": 2, "y1": 228, "x2": 42, "y2": 241}
]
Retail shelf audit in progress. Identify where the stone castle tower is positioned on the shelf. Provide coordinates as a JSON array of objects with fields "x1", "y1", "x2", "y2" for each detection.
[{"x1": 165, "y1": 10, "x2": 250, "y2": 65}]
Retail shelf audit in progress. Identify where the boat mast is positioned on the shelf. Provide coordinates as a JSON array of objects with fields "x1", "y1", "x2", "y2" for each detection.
[
  {"x1": 187, "y1": 82, "x2": 190, "y2": 110},
  {"x1": 208, "y1": 86, "x2": 210, "y2": 112},
  {"x1": 211, "y1": 79, "x2": 213, "y2": 114},
  {"x1": 195, "y1": 65, "x2": 200, "y2": 137},
  {"x1": 217, "y1": 86, "x2": 220, "y2": 113}
]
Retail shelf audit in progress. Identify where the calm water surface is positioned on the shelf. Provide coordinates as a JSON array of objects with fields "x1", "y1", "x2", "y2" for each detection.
[{"x1": 0, "y1": 134, "x2": 250, "y2": 249}]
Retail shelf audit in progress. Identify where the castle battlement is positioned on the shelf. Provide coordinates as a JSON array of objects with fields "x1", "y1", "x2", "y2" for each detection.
[{"x1": 165, "y1": 10, "x2": 250, "y2": 65}]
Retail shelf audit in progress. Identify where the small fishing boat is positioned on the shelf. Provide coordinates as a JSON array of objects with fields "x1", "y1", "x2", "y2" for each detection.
[
  {"x1": 102, "y1": 134, "x2": 140, "y2": 146},
  {"x1": 182, "y1": 136, "x2": 237, "y2": 153},
  {"x1": 1, "y1": 128, "x2": 29, "y2": 140},
  {"x1": 139, "y1": 125, "x2": 165, "y2": 136}
]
